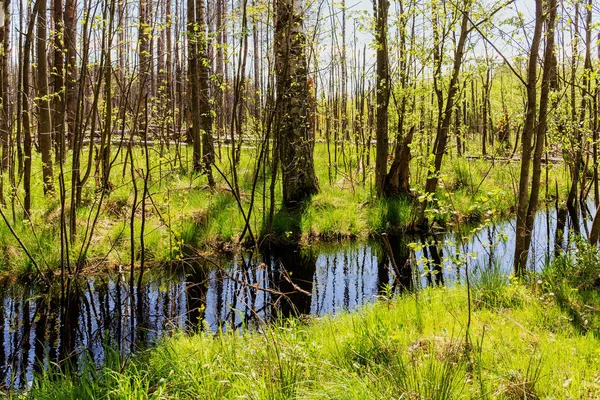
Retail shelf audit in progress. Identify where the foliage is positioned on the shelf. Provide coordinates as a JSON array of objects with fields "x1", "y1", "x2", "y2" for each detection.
[{"x1": 540, "y1": 238, "x2": 600, "y2": 336}]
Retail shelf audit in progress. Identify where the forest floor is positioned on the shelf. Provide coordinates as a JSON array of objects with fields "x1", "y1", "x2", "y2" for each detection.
[
  {"x1": 0, "y1": 142, "x2": 573, "y2": 279},
  {"x1": 23, "y1": 244, "x2": 600, "y2": 399}
]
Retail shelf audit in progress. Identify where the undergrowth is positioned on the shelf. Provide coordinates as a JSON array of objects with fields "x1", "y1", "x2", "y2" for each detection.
[
  {"x1": 22, "y1": 273, "x2": 600, "y2": 399},
  {"x1": 0, "y1": 144, "x2": 570, "y2": 278},
  {"x1": 540, "y1": 237, "x2": 600, "y2": 336}
]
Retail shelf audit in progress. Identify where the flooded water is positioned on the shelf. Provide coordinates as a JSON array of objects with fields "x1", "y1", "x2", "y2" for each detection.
[{"x1": 0, "y1": 201, "x2": 594, "y2": 389}]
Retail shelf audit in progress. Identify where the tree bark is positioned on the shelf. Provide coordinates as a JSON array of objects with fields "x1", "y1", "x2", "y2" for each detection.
[
  {"x1": 566, "y1": 4, "x2": 582, "y2": 211},
  {"x1": 590, "y1": 204, "x2": 600, "y2": 245},
  {"x1": 52, "y1": 0, "x2": 65, "y2": 161},
  {"x1": 383, "y1": 0, "x2": 413, "y2": 198},
  {"x1": 513, "y1": 0, "x2": 549, "y2": 274},
  {"x1": 64, "y1": 0, "x2": 77, "y2": 147},
  {"x1": 215, "y1": 0, "x2": 225, "y2": 154},
  {"x1": 22, "y1": 1, "x2": 40, "y2": 217},
  {"x1": 0, "y1": 0, "x2": 10, "y2": 205},
  {"x1": 197, "y1": 0, "x2": 215, "y2": 187},
  {"x1": 37, "y1": 0, "x2": 55, "y2": 194},
  {"x1": 374, "y1": 0, "x2": 389, "y2": 198},
  {"x1": 384, "y1": 127, "x2": 414, "y2": 197},
  {"x1": 274, "y1": 0, "x2": 319, "y2": 208},
  {"x1": 481, "y1": 68, "x2": 491, "y2": 156},
  {"x1": 187, "y1": 0, "x2": 202, "y2": 172}
]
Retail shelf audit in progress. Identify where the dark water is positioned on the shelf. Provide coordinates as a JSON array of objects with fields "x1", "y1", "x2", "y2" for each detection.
[{"x1": 0, "y1": 201, "x2": 594, "y2": 389}]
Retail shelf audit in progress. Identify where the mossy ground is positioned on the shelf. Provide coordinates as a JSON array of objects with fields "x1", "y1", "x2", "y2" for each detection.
[{"x1": 23, "y1": 271, "x2": 600, "y2": 399}]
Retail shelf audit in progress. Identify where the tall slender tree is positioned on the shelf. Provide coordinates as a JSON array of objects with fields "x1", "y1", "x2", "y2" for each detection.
[
  {"x1": 513, "y1": 0, "x2": 555, "y2": 274},
  {"x1": 423, "y1": 0, "x2": 472, "y2": 205},
  {"x1": 52, "y1": 0, "x2": 65, "y2": 161},
  {"x1": 374, "y1": 0, "x2": 389, "y2": 198},
  {"x1": 187, "y1": 0, "x2": 202, "y2": 172},
  {"x1": 0, "y1": 0, "x2": 10, "y2": 205},
  {"x1": 37, "y1": 0, "x2": 55, "y2": 194},
  {"x1": 64, "y1": 0, "x2": 77, "y2": 146}
]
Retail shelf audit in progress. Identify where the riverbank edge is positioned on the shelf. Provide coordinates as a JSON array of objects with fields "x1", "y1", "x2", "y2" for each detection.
[
  {"x1": 1, "y1": 189, "x2": 551, "y2": 285},
  {"x1": 23, "y1": 276, "x2": 600, "y2": 399}
]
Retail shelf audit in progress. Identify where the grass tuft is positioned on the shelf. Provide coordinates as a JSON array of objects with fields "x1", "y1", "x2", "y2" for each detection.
[{"x1": 25, "y1": 276, "x2": 600, "y2": 399}]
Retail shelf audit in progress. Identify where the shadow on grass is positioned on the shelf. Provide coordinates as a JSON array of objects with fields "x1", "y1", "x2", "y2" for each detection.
[{"x1": 262, "y1": 199, "x2": 314, "y2": 247}]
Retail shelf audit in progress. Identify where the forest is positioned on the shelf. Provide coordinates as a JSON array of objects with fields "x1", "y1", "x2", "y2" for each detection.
[{"x1": 0, "y1": 0, "x2": 600, "y2": 397}]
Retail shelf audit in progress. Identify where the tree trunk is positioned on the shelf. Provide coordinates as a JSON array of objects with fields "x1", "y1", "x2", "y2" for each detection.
[
  {"x1": 64, "y1": 0, "x2": 77, "y2": 147},
  {"x1": 513, "y1": 0, "x2": 549, "y2": 274},
  {"x1": 252, "y1": 0, "x2": 261, "y2": 120},
  {"x1": 22, "y1": 1, "x2": 39, "y2": 217},
  {"x1": 481, "y1": 68, "x2": 490, "y2": 156},
  {"x1": 374, "y1": 0, "x2": 389, "y2": 198},
  {"x1": 422, "y1": 0, "x2": 471, "y2": 223},
  {"x1": 37, "y1": 0, "x2": 55, "y2": 194},
  {"x1": 197, "y1": 0, "x2": 215, "y2": 187},
  {"x1": 52, "y1": 0, "x2": 65, "y2": 162},
  {"x1": 187, "y1": 0, "x2": 202, "y2": 172},
  {"x1": 590, "y1": 204, "x2": 600, "y2": 245},
  {"x1": 139, "y1": 0, "x2": 150, "y2": 117},
  {"x1": 274, "y1": 0, "x2": 319, "y2": 208},
  {"x1": 0, "y1": 0, "x2": 10, "y2": 206},
  {"x1": 566, "y1": 4, "x2": 581, "y2": 211},
  {"x1": 522, "y1": 0, "x2": 557, "y2": 266},
  {"x1": 383, "y1": 0, "x2": 413, "y2": 198},
  {"x1": 384, "y1": 127, "x2": 414, "y2": 197}
]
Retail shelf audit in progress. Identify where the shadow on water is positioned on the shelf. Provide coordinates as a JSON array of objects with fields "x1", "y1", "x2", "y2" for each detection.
[{"x1": 0, "y1": 200, "x2": 594, "y2": 389}]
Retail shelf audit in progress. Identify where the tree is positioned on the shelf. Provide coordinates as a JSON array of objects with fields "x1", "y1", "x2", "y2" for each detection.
[
  {"x1": 0, "y1": 0, "x2": 10, "y2": 206},
  {"x1": 513, "y1": 0, "x2": 556, "y2": 274},
  {"x1": 423, "y1": 0, "x2": 472, "y2": 208},
  {"x1": 187, "y1": 0, "x2": 202, "y2": 172},
  {"x1": 274, "y1": 0, "x2": 319, "y2": 208},
  {"x1": 420, "y1": 0, "x2": 473, "y2": 225},
  {"x1": 22, "y1": 0, "x2": 40, "y2": 217},
  {"x1": 197, "y1": 0, "x2": 215, "y2": 187},
  {"x1": 186, "y1": 0, "x2": 215, "y2": 185},
  {"x1": 374, "y1": 0, "x2": 389, "y2": 198},
  {"x1": 52, "y1": 0, "x2": 65, "y2": 161},
  {"x1": 64, "y1": 0, "x2": 77, "y2": 146},
  {"x1": 36, "y1": 0, "x2": 55, "y2": 194},
  {"x1": 383, "y1": 0, "x2": 414, "y2": 198}
]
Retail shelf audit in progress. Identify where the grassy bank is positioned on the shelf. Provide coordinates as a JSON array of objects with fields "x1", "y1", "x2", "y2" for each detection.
[
  {"x1": 0, "y1": 142, "x2": 571, "y2": 278},
  {"x1": 24, "y1": 268, "x2": 600, "y2": 399}
]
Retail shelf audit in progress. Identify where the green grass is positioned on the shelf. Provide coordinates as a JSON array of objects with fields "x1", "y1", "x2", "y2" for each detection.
[
  {"x1": 0, "y1": 140, "x2": 572, "y2": 278},
  {"x1": 22, "y1": 276, "x2": 600, "y2": 399},
  {"x1": 539, "y1": 238, "x2": 600, "y2": 337}
]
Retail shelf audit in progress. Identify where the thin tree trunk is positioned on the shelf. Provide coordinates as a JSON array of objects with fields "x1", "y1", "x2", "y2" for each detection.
[
  {"x1": 52, "y1": 0, "x2": 65, "y2": 162},
  {"x1": 37, "y1": 0, "x2": 55, "y2": 194},
  {"x1": 64, "y1": 0, "x2": 77, "y2": 147},
  {"x1": 421, "y1": 0, "x2": 472, "y2": 226},
  {"x1": 22, "y1": 1, "x2": 40, "y2": 217},
  {"x1": 567, "y1": 4, "x2": 581, "y2": 211},
  {"x1": 0, "y1": 0, "x2": 10, "y2": 206},
  {"x1": 513, "y1": 0, "x2": 548, "y2": 274},
  {"x1": 481, "y1": 67, "x2": 491, "y2": 156},
  {"x1": 187, "y1": 0, "x2": 202, "y2": 172},
  {"x1": 374, "y1": 0, "x2": 389, "y2": 198}
]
